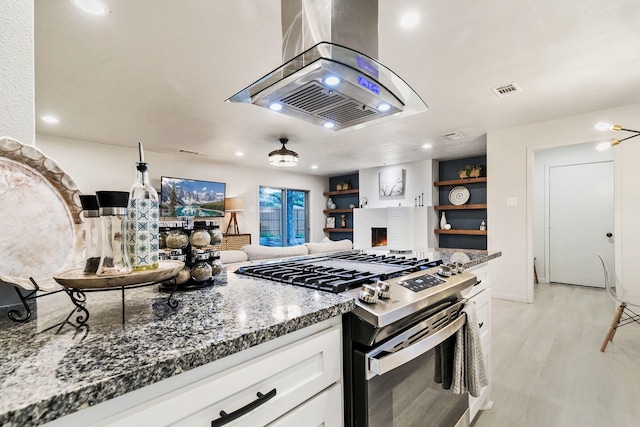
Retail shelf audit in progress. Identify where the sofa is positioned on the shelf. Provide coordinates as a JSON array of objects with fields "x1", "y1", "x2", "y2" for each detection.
[{"x1": 219, "y1": 239, "x2": 353, "y2": 265}]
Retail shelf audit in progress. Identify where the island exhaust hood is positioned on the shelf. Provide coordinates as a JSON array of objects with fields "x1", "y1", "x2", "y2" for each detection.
[{"x1": 226, "y1": 0, "x2": 428, "y2": 131}]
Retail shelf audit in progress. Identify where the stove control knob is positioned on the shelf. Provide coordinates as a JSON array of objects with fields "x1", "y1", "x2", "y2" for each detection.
[
  {"x1": 358, "y1": 284, "x2": 379, "y2": 304},
  {"x1": 446, "y1": 263, "x2": 459, "y2": 274},
  {"x1": 375, "y1": 281, "x2": 392, "y2": 299},
  {"x1": 437, "y1": 265, "x2": 452, "y2": 277}
]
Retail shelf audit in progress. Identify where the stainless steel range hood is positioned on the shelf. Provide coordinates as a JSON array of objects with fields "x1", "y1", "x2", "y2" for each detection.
[{"x1": 226, "y1": 0, "x2": 428, "y2": 131}]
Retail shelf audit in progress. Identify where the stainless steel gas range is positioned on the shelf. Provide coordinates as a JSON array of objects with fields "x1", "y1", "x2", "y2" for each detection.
[{"x1": 236, "y1": 250, "x2": 478, "y2": 427}]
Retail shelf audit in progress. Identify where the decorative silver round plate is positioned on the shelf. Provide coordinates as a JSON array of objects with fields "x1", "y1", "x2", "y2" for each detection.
[{"x1": 448, "y1": 186, "x2": 470, "y2": 205}]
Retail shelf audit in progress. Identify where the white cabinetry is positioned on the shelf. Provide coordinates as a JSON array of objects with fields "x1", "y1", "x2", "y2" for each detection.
[
  {"x1": 45, "y1": 318, "x2": 343, "y2": 427},
  {"x1": 463, "y1": 263, "x2": 493, "y2": 422}
]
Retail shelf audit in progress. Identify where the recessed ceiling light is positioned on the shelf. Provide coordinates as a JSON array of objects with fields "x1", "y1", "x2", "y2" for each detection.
[
  {"x1": 422, "y1": 143, "x2": 432, "y2": 149},
  {"x1": 235, "y1": 151, "x2": 244, "y2": 157},
  {"x1": 41, "y1": 115, "x2": 59, "y2": 124},
  {"x1": 400, "y1": 12, "x2": 419, "y2": 28},
  {"x1": 311, "y1": 165, "x2": 318, "y2": 169},
  {"x1": 596, "y1": 142, "x2": 611, "y2": 151},
  {"x1": 269, "y1": 102, "x2": 283, "y2": 111},
  {"x1": 70, "y1": 0, "x2": 110, "y2": 16}
]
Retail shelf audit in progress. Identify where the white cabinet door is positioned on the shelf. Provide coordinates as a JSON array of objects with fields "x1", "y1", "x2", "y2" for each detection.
[
  {"x1": 467, "y1": 286, "x2": 492, "y2": 422},
  {"x1": 267, "y1": 383, "x2": 342, "y2": 427}
]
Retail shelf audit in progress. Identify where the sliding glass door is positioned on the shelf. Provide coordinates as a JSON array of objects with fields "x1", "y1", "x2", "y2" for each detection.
[{"x1": 259, "y1": 187, "x2": 308, "y2": 247}]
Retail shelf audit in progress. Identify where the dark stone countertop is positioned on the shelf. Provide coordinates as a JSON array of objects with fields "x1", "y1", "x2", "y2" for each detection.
[
  {"x1": 0, "y1": 268, "x2": 355, "y2": 426},
  {"x1": 0, "y1": 248, "x2": 500, "y2": 426}
]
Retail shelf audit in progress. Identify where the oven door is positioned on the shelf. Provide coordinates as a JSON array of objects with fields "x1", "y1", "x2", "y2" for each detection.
[{"x1": 352, "y1": 311, "x2": 469, "y2": 427}]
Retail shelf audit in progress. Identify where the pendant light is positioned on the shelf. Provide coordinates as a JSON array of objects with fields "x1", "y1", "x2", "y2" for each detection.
[{"x1": 268, "y1": 138, "x2": 299, "y2": 167}]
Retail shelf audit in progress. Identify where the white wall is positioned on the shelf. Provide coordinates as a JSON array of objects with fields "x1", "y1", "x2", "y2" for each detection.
[
  {"x1": 0, "y1": 1, "x2": 34, "y2": 306},
  {"x1": 0, "y1": 1, "x2": 34, "y2": 145},
  {"x1": 35, "y1": 135, "x2": 329, "y2": 245},
  {"x1": 358, "y1": 160, "x2": 438, "y2": 208},
  {"x1": 488, "y1": 102, "x2": 640, "y2": 303},
  {"x1": 532, "y1": 142, "x2": 614, "y2": 282}
]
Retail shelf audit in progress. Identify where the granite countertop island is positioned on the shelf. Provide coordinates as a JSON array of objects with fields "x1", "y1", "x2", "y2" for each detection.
[{"x1": 0, "y1": 248, "x2": 500, "y2": 426}]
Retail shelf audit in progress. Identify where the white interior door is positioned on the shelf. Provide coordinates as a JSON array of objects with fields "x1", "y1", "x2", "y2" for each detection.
[{"x1": 549, "y1": 161, "x2": 614, "y2": 287}]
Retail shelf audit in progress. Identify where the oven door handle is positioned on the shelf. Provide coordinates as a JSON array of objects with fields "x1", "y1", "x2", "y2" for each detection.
[{"x1": 367, "y1": 313, "x2": 466, "y2": 377}]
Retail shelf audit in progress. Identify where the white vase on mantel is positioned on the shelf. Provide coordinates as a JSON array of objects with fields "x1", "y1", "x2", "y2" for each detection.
[{"x1": 440, "y1": 212, "x2": 447, "y2": 229}]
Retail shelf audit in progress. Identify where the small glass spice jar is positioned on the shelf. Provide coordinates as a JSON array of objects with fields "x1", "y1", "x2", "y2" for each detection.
[
  {"x1": 165, "y1": 221, "x2": 189, "y2": 249},
  {"x1": 190, "y1": 220, "x2": 211, "y2": 248},
  {"x1": 207, "y1": 221, "x2": 223, "y2": 246},
  {"x1": 158, "y1": 221, "x2": 168, "y2": 249},
  {"x1": 209, "y1": 257, "x2": 224, "y2": 278},
  {"x1": 191, "y1": 261, "x2": 212, "y2": 282}
]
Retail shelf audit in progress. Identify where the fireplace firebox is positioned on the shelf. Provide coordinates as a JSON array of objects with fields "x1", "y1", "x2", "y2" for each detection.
[{"x1": 371, "y1": 227, "x2": 387, "y2": 247}]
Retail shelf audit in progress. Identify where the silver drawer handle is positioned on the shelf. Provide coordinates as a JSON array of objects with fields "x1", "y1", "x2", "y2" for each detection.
[{"x1": 367, "y1": 313, "x2": 466, "y2": 376}]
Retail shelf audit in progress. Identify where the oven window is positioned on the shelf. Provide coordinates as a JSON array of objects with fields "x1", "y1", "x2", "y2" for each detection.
[{"x1": 366, "y1": 345, "x2": 468, "y2": 427}]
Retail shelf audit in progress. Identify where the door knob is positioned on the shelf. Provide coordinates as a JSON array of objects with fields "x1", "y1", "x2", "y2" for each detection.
[{"x1": 606, "y1": 233, "x2": 613, "y2": 238}]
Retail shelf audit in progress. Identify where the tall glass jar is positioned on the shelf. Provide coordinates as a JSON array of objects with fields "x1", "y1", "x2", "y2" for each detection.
[
  {"x1": 96, "y1": 191, "x2": 132, "y2": 276},
  {"x1": 80, "y1": 195, "x2": 101, "y2": 274},
  {"x1": 126, "y1": 148, "x2": 159, "y2": 271}
]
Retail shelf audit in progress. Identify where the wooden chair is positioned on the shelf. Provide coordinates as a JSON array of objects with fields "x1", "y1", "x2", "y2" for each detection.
[{"x1": 597, "y1": 254, "x2": 640, "y2": 352}]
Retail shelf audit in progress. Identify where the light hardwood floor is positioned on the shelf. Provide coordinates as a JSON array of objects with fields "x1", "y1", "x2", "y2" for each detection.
[{"x1": 473, "y1": 282, "x2": 640, "y2": 427}]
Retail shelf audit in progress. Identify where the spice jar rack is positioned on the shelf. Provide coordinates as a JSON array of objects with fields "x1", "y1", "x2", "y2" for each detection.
[{"x1": 158, "y1": 220, "x2": 223, "y2": 291}]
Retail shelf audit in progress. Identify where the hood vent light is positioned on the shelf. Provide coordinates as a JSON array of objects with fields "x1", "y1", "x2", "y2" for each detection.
[
  {"x1": 492, "y1": 83, "x2": 522, "y2": 98},
  {"x1": 226, "y1": 0, "x2": 427, "y2": 131},
  {"x1": 442, "y1": 132, "x2": 465, "y2": 140}
]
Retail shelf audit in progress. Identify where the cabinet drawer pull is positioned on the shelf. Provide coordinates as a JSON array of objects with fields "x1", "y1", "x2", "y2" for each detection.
[
  {"x1": 211, "y1": 388, "x2": 277, "y2": 427},
  {"x1": 478, "y1": 321, "x2": 484, "y2": 328}
]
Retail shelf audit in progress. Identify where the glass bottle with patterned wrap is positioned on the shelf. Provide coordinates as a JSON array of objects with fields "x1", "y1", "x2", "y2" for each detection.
[{"x1": 126, "y1": 143, "x2": 159, "y2": 270}]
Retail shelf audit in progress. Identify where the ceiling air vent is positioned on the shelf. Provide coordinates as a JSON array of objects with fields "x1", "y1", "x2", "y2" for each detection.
[
  {"x1": 492, "y1": 82, "x2": 522, "y2": 98},
  {"x1": 177, "y1": 149, "x2": 200, "y2": 155},
  {"x1": 442, "y1": 132, "x2": 465, "y2": 140}
]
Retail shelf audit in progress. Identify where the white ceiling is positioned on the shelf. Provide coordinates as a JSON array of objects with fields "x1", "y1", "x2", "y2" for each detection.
[{"x1": 35, "y1": 0, "x2": 640, "y2": 176}]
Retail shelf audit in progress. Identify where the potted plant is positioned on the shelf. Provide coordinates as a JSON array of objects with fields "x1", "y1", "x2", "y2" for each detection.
[{"x1": 458, "y1": 164, "x2": 484, "y2": 179}]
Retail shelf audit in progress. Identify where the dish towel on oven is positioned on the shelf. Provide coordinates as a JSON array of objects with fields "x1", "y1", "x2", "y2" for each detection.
[{"x1": 452, "y1": 301, "x2": 488, "y2": 397}]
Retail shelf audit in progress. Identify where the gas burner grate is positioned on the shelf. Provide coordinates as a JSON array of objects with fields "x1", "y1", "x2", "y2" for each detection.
[{"x1": 236, "y1": 251, "x2": 443, "y2": 293}]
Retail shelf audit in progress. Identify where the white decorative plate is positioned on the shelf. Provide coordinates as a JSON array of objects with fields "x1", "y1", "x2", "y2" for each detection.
[
  {"x1": 448, "y1": 186, "x2": 470, "y2": 205},
  {"x1": 0, "y1": 138, "x2": 84, "y2": 291}
]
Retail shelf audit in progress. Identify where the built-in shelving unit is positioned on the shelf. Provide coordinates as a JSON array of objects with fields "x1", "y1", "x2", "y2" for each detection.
[
  {"x1": 435, "y1": 157, "x2": 487, "y2": 250},
  {"x1": 324, "y1": 173, "x2": 359, "y2": 240}
]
